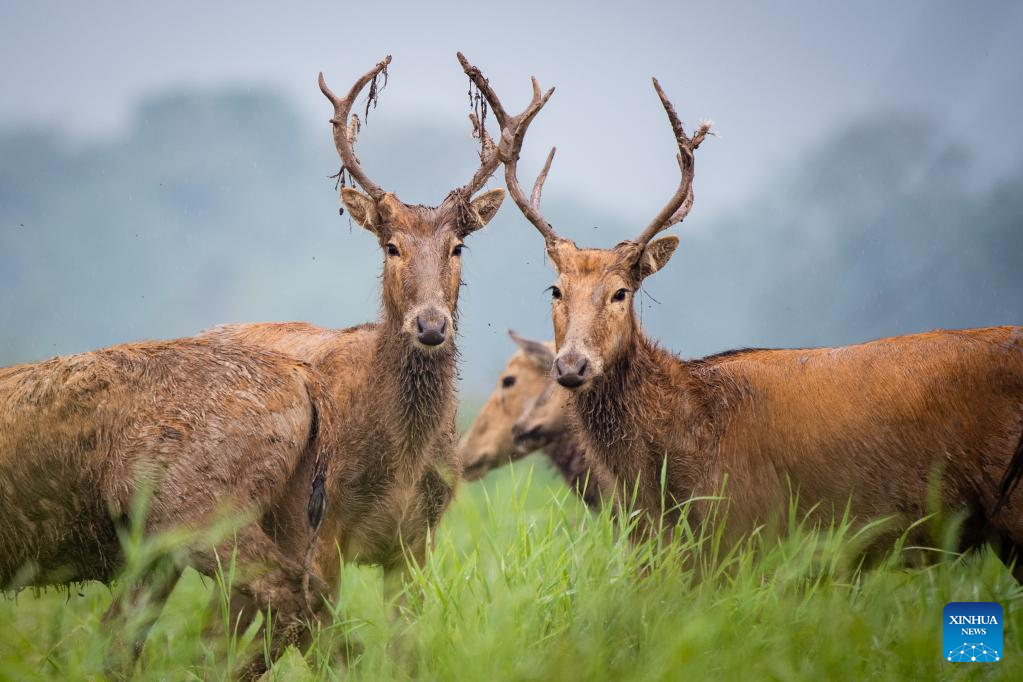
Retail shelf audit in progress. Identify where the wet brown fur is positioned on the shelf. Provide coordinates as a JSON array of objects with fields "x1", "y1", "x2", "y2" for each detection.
[{"x1": 0, "y1": 338, "x2": 337, "y2": 668}]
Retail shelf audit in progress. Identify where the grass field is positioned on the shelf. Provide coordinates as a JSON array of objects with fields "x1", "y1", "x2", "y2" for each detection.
[{"x1": 1, "y1": 458, "x2": 1021, "y2": 681}]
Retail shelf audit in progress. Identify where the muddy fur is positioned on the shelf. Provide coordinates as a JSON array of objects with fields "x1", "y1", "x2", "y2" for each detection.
[
  {"x1": 201, "y1": 184, "x2": 504, "y2": 591},
  {"x1": 203, "y1": 320, "x2": 460, "y2": 579},
  {"x1": 0, "y1": 338, "x2": 337, "y2": 669}
]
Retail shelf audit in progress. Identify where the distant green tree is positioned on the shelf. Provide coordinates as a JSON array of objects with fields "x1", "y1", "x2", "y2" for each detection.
[{"x1": 2, "y1": 97, "x2": 1019, "y2": 393}]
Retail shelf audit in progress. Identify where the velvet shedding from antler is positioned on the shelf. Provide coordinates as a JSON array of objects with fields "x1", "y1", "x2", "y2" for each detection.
[
  {"x1": 457, "y1": 53, "x2": 558, "y2": 245},
  {"x1": 318, "y1": 56, "x2": 392, "y2": 201}
]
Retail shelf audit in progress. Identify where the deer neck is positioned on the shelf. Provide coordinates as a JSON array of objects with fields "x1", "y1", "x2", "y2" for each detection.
[
  {"x1": 572, "y1": 331, "x2": 703, "y2": 468},
  {"x1": 372, "y1": 315, "x2": 457, "y2": 457}
]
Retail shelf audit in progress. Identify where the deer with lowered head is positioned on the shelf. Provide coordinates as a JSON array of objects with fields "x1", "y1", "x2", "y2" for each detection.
[
  {"x1": 486, "y1": 74, "x2": 1023, "y2": 576},
  {"x1": 202, "y1": 54, "x2": 552, "y2": 603},
  {"x1": 460, "y1": 331, "x2": 600, "y2": 508}
]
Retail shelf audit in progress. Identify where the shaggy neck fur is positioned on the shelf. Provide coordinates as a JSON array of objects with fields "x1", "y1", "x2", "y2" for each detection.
[
  {"x1": 576, "y1": 334, "x2": 677, "y2": 451},
  {"x1": 572, "y1": 327, "x2": 712, "y2": 503},
  {"x1": 372, "y1": 312, "x2": 457, "y2": 461}
]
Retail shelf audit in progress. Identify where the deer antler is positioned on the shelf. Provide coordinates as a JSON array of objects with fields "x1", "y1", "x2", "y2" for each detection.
[
  {"x1": 633, "y1": 78, "x2": 712, "y2": 248},
  {"x1": 318, "y1": 56, "x2": 392, "y2": 202},
  {"x1": 457, "y1": 53, "x2": 557, "y2": 245}
]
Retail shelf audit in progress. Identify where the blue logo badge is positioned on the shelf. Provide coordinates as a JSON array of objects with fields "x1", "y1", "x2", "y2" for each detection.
[{"x1": 943, "y1": 602, "x2": 1003, "y2": 662}]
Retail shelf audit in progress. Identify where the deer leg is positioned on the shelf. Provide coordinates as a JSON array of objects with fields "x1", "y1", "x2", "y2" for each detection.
[
  {"x1": 381, "y1": 540, "x2": 429, "y2": 665},
  {"x1": 980, "y1": 491, "x2": 1023, "y2": 584},
  {"x1": 203, "y1": 584, "x2": 259, "y2": 645},
  {"x1": 187, "y1": 523, "x2": 331, "y2": 681},
  {"x1": 985, "y1": 532, "x2": 1023, "y2": 584},
  {"x1": 101, "y1": 566, "x2": 182, "y2": 677},
  {"x1": 1000, "y1": 544, "x2": 1023, "y2": 584}
]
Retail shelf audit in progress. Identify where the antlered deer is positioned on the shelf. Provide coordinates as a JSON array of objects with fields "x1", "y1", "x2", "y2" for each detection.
[
  {"x1": 0, "y1": 338, "x2": 336, "y2": 673},
  {"x1": 484, "y1": 75, "x2": 1023, "y2": 575},
  {"x1": 460, "y1": 331, "x2": 600, "y2": 508},
  {"x1": 201, "y1": 55, "x2": 553, "y2": 599}
]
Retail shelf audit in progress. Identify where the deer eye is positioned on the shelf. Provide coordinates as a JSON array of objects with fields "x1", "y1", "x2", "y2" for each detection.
[
  {"x1": 386, "y1": 243, "x2": 400, "y2": 257},
  {"x1": 451, "y1": 244, "x2": 464, "y2": 257},
  {"x1": 549, "y1": 285, "x2": 562, "y2": 300},
  {"x1": 612, "y1": 288, "x2": 629, "y2": 302},
  {"x1": 502, "y1": 375, "x2": 516, "y2": 388}
]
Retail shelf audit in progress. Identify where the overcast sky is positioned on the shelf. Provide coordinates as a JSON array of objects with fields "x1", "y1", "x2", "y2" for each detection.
[{"x1": 2, "y1": 0, "x2": 1022, "y2": 228}]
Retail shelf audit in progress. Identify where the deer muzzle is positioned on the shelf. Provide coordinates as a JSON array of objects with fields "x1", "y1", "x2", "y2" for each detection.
[
  {"x1": 555, "y1": 352, "x2": 588, "y2": 389},
  {"x1": 414, "y1": 308, "x2": 449, "y2": 347}
]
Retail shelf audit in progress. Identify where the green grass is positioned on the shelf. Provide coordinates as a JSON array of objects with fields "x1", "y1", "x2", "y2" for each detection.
[{"x1": 1, "y1": 459, "x2": 1021, "y2": 681}]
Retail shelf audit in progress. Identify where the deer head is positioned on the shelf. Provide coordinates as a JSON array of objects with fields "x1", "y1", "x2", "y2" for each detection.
[
  {"x1": 510, "y1": 370, "x2": 571, "y2": 455},
  {"x1": 319, "y1": 55, "x2": 537, "y2": 350},
  {"x1": 484, "y1": 76, "x2": 711, "y2": 388},
  {"x1": 459, "y1": 331, "x2": 555, "y2": 480}
]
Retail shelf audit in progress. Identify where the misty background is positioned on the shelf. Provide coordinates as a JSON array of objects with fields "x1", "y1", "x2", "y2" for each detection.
[{"x1": 1, "y1": 1, "x2": 1021, "y2": 401}]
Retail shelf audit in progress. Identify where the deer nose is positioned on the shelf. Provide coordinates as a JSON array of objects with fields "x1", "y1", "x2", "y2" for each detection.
[
  {"x1": 555, "y1": 353, "x2": 588, "y2": 388},
  {"x1": 416, "y1": 313, "x2": 447, "y2": 346}
]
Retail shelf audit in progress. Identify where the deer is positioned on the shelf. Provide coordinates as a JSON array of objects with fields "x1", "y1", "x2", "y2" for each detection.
[
  {"x1": 199, "y1": 54, "x2": 553, "y2": 613},
  {"x1": 481, "y1": 73, "x2": 1023, "y2": 577},
  {"x1": 459, "y1": 331, "x2": 600, "y2": 508},
  {"x1": 0, "y1": 337, "x2": 338, "y2": 676}
]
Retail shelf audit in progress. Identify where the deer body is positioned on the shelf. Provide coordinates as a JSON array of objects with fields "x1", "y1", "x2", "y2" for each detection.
[
  {"x1": 574, "y1": 326, "x2": 1023, "y2": 546},
  {"x1": 0, "y1": 338, "x2": 332, "y2": 643},
  {"x1": 542, "y1": 431, "x2": 600, "y2": 509}
]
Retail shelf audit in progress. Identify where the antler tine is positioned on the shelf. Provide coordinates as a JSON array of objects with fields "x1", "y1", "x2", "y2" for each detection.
[
  {"x1": 531, "y1": 147, "x2": 556, "y2": 209},
  {"x1": 450, "y1": 52, "x2": 516, "y2": 199},
  {"x1": 318, "y1": 55, "x2": 392, "y2": 201},
  {"x1": 454, "y1": 110, "x2": 500, "y2": 199},
  {"x1": 487, "y1": 74, "x2": 558, "y2": 245},
  {"x1": 454, "y1": 55, "x2": 557, "y2": 238},
  {"x1": 457, "y1": 52, "x2": 510, "y2": 128},
  {"x1": 634, "y1": 77, "x2": 713, "y2": 247}
]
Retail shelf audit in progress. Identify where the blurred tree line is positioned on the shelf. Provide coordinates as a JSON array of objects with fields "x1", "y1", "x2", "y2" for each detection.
[{"x1": 1, "y1": 90, "x2": 1020, "y2": 396}]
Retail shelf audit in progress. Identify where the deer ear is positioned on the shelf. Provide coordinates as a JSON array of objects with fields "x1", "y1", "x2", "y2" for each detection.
[
  {"x1": 638, "y1": 235, "x2": 679, "y2": 280},
  {"x1": 341, "y1": 188, "x2": 379, "y2": 231},
  {"x1": 465, "y1": 189, "x2": 506, "y2": 232},
  {"x1": 508, "y1": 330, "x2": 554, "y2": 370},
  {"x1": 376, "y1": 193, "x2": 404, "y2": 226},
  {"x1": 546, "y1": 238, "x2": 575, "y2": 273}
]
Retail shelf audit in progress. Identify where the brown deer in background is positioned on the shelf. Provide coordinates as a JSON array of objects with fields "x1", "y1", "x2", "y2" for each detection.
[
  {"x1": 485, "y1": 75, "x2": 1023, "y2": 576},
  {"x1": 0, "y1": 338, "x2": 337, "y2": 674},
  {"x1": 460, "y1": 331, "x2": 600, "y2": 508},
  {"x1": 202, "y1": 54, "x2": 553, "y2": 603}
]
